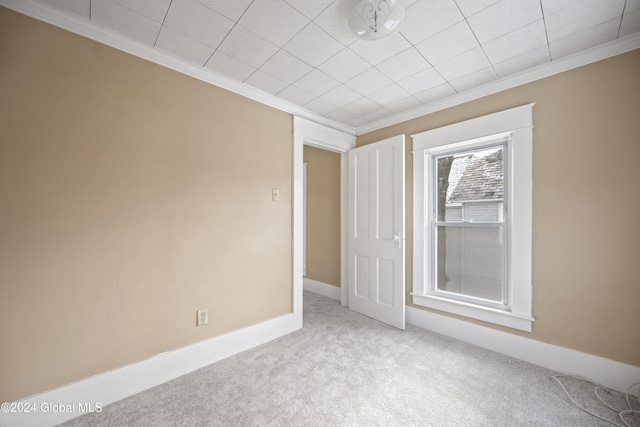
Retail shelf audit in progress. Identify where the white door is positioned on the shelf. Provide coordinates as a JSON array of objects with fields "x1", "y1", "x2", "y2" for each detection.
[{"x1": 348, "y1": 135, "x2": 405, "y2": 329}]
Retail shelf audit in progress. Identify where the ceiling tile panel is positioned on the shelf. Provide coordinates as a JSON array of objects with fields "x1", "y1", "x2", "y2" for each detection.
[
  {"x1": 449, "y1": 66, "x2": 497, "y2": 92},
  {"x1": 386, "y1": 95, "x2": 422, "y2": 113},
  {"x1": 346, "y1": 67, "x2": 394, "y2": 96},
  {"x1": 415, "y1": 20, "x2": 479, "y2": 65},
  {"x1": 545, "y1": 0, "x2": 625, "y2": 43},
  {"x1": 493, "y1": 45, "x2": 549, "y2": 77},
  {"x1": 293, "y1": 69, "x2": 340, "y2": 97},
  {"x1": 163, "y1": 0, "x2": 234, "y2": 48},
  {"x1": 414, "y1": 83, "x2": 457, "y2": 104},
  {"x1": 549, "y1": 18, "x2": 620, "y2": 60},
  {"x1": 313, "y1": 1, "x2": 359, "y2": 45},
  {"x1": 397, "y1": 67, "x2": 446, "y2": 94},
  {"x1": 284, "y1": 0, "x2": 335, "y2": 19},
  {"x1": 204, "y1": 50, "x2": 256, "y2": 81},
  {"x1": 111, "y1": 0, "x2": 171, "y2": 22},
  {"x1": 377, "y1": 47, "x2": 431, "y2": 81},
  {"x1": 540, "y1": 0, "x2": 581, "y2": 16},
  {"x1": 349, "y1": 32, "x2": 411, "y2": 65},
  {"x1": 260, "y1": 50, "x2": 313, "y2": 84},
  {"x1": 244, "y1": 70, "x2": 289, "y2": 94},
  {"x1": 304, "y1": 97, "x2": 338, "y2": 115},
  {"x1": 217, "y1": 25, "x2": 279, "y2": 68},
  {"x1": 342, "y1": 97, "x2": 383, "y2": 116},
  {"x1": 283, "y1": 23, "x2": 344, "y2": 67},
  {"x1": 276, "y1": 85, "x2": 316, "y2": 105},
  {"x1": 319, "y1": 85, "x2": 363, "y2": 107},
  {"x1": 434, "y1": 46, "x2": 491, "y2": 81},
  {"x1": 399, "y1": 0, "x2": 464, "y2": 44},
  {"x1": 626, "y1": 0, "x2": 640, "y2": 12},
  {"x1": 318, "y1": 48, "x2": 370, "y2": 83},
  {"x1": 196, "y1": 0, "x2": 253, "y2": 21},
  {"x1": 482, "y1": 19, "x2": 547, "y2": 64},
  {"x1": 155, "y1": 25, "x2": 215, "y2": 64},
  {"x1": 620, "y1": 9, "x2": 640, "y2": 37},
  {"x1": 239, "y1": 0, "x2": 309, "y2": 46},
  {"x1": 467, "y1": 0, "x2": 543, "y2": 43},
  {"x1": 324, "y1": 108, "x2": 357, "y2": 123},
  {"x1": 40, "y1": 0, "x2": 90, "y2": 19},
  {"x1": 92, "y1": 0, "x2": 161, "y2": 45},
  {"x1": 366, "y1": 83, "x2": 412, "y2": 105},
  {"x1": 454, "y1": 0, "x2": 501, "y2": 18}
]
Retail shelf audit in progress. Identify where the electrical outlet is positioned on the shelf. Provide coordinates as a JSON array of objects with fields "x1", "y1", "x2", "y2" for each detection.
[{"x1": 196, "y1": 309, "x2": 208, "y2": 326}]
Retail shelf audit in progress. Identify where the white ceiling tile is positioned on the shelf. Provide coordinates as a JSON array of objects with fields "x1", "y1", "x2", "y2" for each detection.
[
  {"x1": 399, "y1": 0, "x2": 464, "y2": 44},
  {"x1": 318, "y1": 48, "x2": 370, "y2": 83},
  {"x1": 401, "y1": 0, "x2": 420, "y2": 7},
  {"x1": 342, "y1": 97, "x2": 382, "y2": 115},
  {"x1": 414, "y1": 83, "x2": 457, "y2": 103},
  {"x1": 163, "y1": 0, "x2": 234, "y2": 48},
  {"x1": 415, "y1": 21, "x2": 479, "y2": 65},
  {"x1": 540, "y1": 0, "x2": 581, "y2": 16},
  {"x1": 345, "y1": 116, "x2": 370, "y2": 128},
  {"x1": 293, "y1": 69, "x2": 340, "y2": 97},
  {"x1": 239, "y1": 0, "x2": 309, "y2": 46},
  {"x1": 449, "y1": 67, "x2": 497, "y2": 92},
  {"x1": 155, "y1": 25, "x2": 214, "y2": 64},
  {"x1": 110, "y1": 0, "x2": 171, "y2": 22},
  {"x1": 324, "y1": 108, "x2": 357, "y2": 123},
  {"x1": 482, "y1": 19, "x2": 547, "y2": 64},
  {"x1": 204, "y1": 50, "x2": 256, "y2": 81},
  {"x1": 545, "y1": 0, "x2": 625, "y2": 44},
  {"x1": 549, "y1": 18, "x2": 620, "y2": 60},
  {"x1": 455, "y1": 0, "x2": 501, "y2": 17},
  {"x1": 386, "y1": 95, "x2": 422, "y2": 113},
  {"x1": 196, "y1": 0, "x2": 253, "y2": 21},
  {"x1": 349, "y1": 32, "x2": 411, "y2": 65},
  {"x1": 40, "y1": 0, "x2": 90, "y2": 18},
  {"x1": 92, "y1": 0, "x2": 161, "y2": 45},
  {"x1": 304, "y1": 98, "x2": 337, "y2": 115},
  {"x1": 434, "y1": 46, "x2": 491, "y2": 81},
  {"x1": 283, "y1": 23, "x2": 344, "y2": 67},
  {"x1": 620, "y1": 8, "x2": 640, "y2": 37},
  {"x1": 260, "y1": 50, "x2": 313, "y2": 84},
  {"x1": 346, "y1": 67, "x2": 394, "y2": 96},
  {"x1": 314, "y1": 0, "x2": 359, "y2": 46},
  {"x1": 493, "y1": 46, "x2": 549, "y2": 77},
  {"x1": 244, "y1": 70, "x2": 289, "y2": 95},
  {"x1": 277, "y1": 85, "x2": 316, "y2": 105},
  {"x1": 366, "y1": 83, "x2": 412, "y2": 106},
  {"x1": 217, "y1": 25, "x2": 279, "y2": 68},
  {"x1": 284, "y1": 0, "x2": 335, "y2": 19},
  {"x1": 377, "y1": 47, "x2": 430, "y2": 81},
  {"x1": 625, "y1": 0, "x2": 640, "y2": 13},
  {"x1": 467, "y1": 0, "x2": 543, "y2": 43},
  {"x1": 364, "y1": 107, "x2": 394, "y2": 122},
  {"x1": 397, "y1": 67, "x2": 446, "y2": 94},
  {"x1": 320, "y1": 85, "x2": 363, "y2": 107}
]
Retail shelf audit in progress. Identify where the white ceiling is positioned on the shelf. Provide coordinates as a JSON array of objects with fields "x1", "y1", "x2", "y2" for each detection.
[{"x1": 17, "y1": 0, "x2": 640, "y2": 131}]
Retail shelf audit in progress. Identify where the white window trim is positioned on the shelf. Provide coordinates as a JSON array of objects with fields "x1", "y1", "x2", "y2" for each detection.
[{"x1": 412, "y1": 104, "x2": 535, "y2": 332}]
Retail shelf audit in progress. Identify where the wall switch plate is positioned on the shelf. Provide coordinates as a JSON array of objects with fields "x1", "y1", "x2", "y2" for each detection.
[
  {"x1": 272, "y1": 188, "x2": 279, "y2": 202},
  {"x1": 196, "y1": 309, "x2": 208, "y2": 326}
]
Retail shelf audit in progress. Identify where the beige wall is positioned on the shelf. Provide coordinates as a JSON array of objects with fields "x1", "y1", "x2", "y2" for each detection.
[
  {"x1": 358, "y1": 49, "x2": 640, "y2": 367},
  {"x1": 0, "y1": 8, "x2": 292, "y2": 403},
  {"x1": 303, "y1": 146, "x2": 341, "y2": 287}
]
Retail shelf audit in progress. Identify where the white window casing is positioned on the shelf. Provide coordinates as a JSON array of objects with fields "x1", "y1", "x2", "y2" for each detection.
[{"x1": 412, "y1": 104, "x2": 534, "y2": 332}]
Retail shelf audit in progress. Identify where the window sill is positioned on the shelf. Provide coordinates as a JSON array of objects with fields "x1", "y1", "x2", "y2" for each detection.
[{"x1": 411, "y1": 293, "x2": 534, "y2": 332}]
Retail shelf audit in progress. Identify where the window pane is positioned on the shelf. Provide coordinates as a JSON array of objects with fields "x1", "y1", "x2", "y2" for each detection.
[
  {"x1": 437, "y1": 147, "x2": 504, "y2": 222},
  {"x1": 435, "y1": 225, "x2": 505, "y2": 303}
]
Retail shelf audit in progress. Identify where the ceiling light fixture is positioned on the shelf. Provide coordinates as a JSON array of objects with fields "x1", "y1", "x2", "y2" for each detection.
[{"x1": 348, "y1": 0, "x2": 405, "y2": 40}]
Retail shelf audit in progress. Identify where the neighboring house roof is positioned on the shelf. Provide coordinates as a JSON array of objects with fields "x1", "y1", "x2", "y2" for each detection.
[{"x1": 448, "y1": 149, "x2": 503, "y2": 203}]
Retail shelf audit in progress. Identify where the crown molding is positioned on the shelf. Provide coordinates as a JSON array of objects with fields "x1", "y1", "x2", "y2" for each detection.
[
  {"x1": 357, "y1": 32, "x2": 640, "y2": 136},
  {"x1": 0, "y1": 0, "x2": 357, "y2": 136}
]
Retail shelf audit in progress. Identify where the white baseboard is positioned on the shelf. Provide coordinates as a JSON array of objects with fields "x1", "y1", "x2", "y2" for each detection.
[
  {"x1": 0, "y1": 313, "x2": 301, "y2": 427},
  {"x1": 407, "y1": 306, "x2": 640, "y2": 394},
  {"x1": 303, "y1": 278, "x2": 341, "y2": 301}
]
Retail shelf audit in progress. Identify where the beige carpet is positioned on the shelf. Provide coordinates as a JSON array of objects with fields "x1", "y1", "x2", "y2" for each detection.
[{"x1": 60, "y1": 291, "x2": 639, "y2": 426}]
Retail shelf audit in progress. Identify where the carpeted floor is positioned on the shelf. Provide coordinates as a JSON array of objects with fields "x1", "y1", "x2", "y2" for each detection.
[{"x1": 61, "y1": 291, "x2": 639, "y2": 426}]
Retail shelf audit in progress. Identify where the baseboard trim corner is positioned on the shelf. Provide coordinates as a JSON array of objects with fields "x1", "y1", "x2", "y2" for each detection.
[
  {"x1": 406, "y1": 306, "x2": 640, "y2": 394},
  {"x1": 0, "y1": 313, "x2": 300, "y2": 427},
  {"x1": 303, "y1": 278, "x2": 341, "y2": 301}
]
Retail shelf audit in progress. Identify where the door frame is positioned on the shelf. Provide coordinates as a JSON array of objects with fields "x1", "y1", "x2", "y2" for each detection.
[{"x1": 293, "y1": 117, "x2": 356, "y2": 325}]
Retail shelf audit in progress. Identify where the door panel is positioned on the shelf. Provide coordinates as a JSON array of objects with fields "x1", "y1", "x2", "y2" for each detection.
[{"x1": 348, "y1": 135, "x2": 405, "y2": 329}]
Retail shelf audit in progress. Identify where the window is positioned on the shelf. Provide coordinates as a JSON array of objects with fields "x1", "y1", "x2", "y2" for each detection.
[{"x1": 412, "y1": 104, "x2": 534, "y2": 332}]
